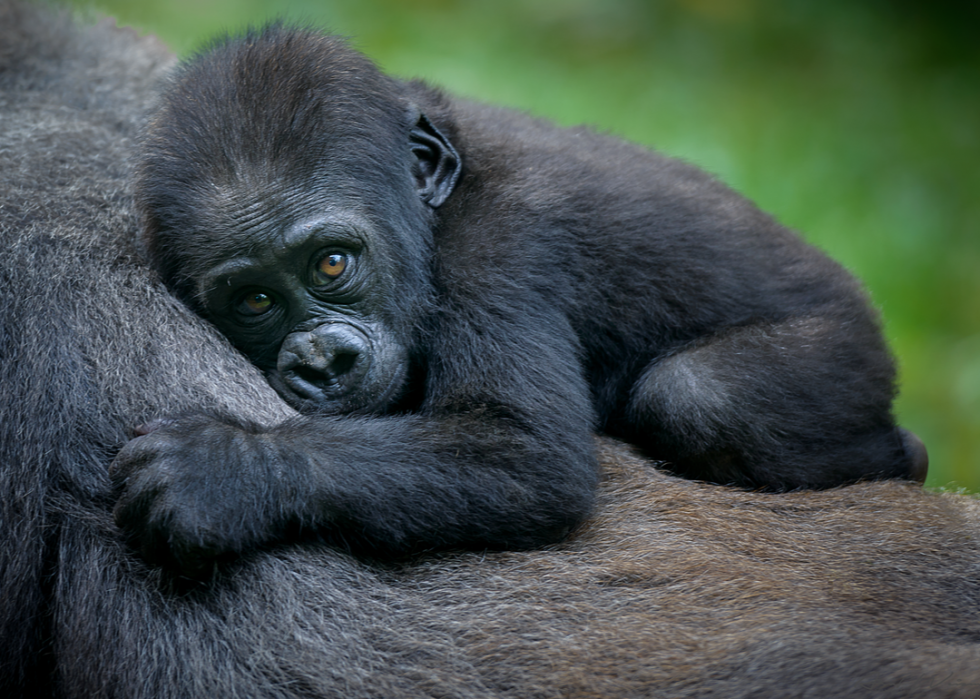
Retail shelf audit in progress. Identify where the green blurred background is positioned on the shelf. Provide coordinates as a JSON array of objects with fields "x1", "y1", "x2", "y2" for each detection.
[{"x1": 68, "y1": 0, "x2": 979, "y2": 492}]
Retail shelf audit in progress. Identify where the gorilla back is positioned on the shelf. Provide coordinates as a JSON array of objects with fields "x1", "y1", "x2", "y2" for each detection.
[{"x1": 116, "y1": 23, "x2": 926, "y2": 572}]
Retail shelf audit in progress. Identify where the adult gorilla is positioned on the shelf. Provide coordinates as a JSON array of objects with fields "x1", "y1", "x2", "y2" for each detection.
[{"x1": 3, "y1": 4, "x2": 980, "y2": 698}]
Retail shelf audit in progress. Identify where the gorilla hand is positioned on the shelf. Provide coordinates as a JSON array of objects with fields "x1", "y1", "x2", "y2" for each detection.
[{"x1": 111, "y1": 415, "x2": 295, "y2": 576}]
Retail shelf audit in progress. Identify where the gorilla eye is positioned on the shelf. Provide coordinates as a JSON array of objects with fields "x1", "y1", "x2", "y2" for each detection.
[
  {"x1": 237, "y1": 290, "x2": 275, "y2": 316},
  {"x1": 313, "y1": 252, "x2": 349, "y2": 285}
]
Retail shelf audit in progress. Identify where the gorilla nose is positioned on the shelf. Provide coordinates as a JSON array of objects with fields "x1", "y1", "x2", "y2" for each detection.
[{"x1": 278, "y1": 324, "x2": 370, "y2": 402}]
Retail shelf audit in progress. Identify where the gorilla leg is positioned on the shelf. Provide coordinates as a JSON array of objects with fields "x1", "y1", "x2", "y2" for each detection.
[{"x1": 623, "y1": 316, "x2": 926, "y2": 489}]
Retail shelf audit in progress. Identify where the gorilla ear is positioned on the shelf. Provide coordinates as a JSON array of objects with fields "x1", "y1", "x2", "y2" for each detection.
[{"x1": 410, "y1": 113, "x2": 461, "y2": 208}]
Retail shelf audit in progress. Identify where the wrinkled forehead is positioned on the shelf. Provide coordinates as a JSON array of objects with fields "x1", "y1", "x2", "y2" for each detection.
[
  {"x1": 183, "y1": 167, "x2": 379, "y2": 261},
  {"x1": 162, "y1": 83, "x2": 414, "y2": 240},
  {"x1": 207, "y1": 175, "x2": 370, "y2": 239}
]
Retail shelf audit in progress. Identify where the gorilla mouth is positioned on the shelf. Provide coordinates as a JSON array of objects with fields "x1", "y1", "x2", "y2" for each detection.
[
  {"x1": 272, "y1": 359, "x2": 407, "y2": 416},
  {"x1": 286, "y1": 352, "x2": 362, "y2": 399},
  {"x1": 280, "y1": 362, "x2": 367, "y2": 407}
]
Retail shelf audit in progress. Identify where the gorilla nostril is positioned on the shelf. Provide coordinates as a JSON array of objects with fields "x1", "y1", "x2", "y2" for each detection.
[{"x1": 329, "y1": 351, "x2": 358, "y2": 377}]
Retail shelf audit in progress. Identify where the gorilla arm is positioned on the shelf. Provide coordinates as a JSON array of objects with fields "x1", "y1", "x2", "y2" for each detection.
[{"x1": 111, "y1": 304, "x2": 598, "y2": 573}]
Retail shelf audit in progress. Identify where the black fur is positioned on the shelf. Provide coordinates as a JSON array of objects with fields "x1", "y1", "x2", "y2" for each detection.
[
  {"x1": 114, "y1": 23, "x2": 927, "y2": 573},
  {"x1": 4, "y1": 6, "x2": 978, "y2": 698}
]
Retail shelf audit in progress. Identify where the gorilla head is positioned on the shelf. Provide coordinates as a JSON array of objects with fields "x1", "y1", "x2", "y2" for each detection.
[{"x1": 139, "y1": 30, "x2": 460, "y2": 413}]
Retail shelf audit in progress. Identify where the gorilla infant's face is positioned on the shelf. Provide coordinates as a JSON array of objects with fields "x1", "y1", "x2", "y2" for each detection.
[
  {"x1": 136, "y1": 66, "x2": 459, "y2": 416},
  {"x1": 195, "y1": 208, "x2": 411, "y2": 414}
]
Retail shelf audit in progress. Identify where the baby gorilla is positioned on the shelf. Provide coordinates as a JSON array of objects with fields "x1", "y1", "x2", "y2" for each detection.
[{"x1": 113, "y1": 24, "x2": 927, "y2": 573}]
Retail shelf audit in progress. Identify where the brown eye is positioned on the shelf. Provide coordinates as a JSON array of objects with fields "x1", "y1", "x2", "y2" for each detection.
[
  {"x1": 237, "y1": 291, "x2": 274, "y2": 316},
  {"x1": 314, "y1": 252, "x2": 348, "y2": 284}
]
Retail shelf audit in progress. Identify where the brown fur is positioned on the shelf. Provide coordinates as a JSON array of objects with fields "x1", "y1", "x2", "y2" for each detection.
[{"x1": 398, "y1": 438, "x2": 980, "y2": 697}]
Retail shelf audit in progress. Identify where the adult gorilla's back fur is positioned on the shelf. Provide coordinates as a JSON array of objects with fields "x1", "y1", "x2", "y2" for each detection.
[{"x1": 2, "y1": 3, "x2": 980, "y2": 697}]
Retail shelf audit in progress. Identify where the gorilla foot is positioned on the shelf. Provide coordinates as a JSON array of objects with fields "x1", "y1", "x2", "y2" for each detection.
[{"x1": 899, "y1": 428, "x2": 929, "y2": 483}]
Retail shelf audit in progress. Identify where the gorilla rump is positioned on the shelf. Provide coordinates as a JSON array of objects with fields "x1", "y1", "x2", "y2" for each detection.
[{"x1": 113, "y1": 24, "x2": 926, "y2": 572}]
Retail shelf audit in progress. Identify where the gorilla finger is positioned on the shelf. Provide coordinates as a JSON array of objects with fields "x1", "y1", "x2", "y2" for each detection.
[
  {"x1": 108, "y1": 437, "x2": 163, "y2": 480},
  {"x1": 112, "y1": 477, "x2": 159, "y2": 527},
  {"x1": 109, "y1": 428, "x2": 187, "y2": 479},
  {"x1": 132, "y1": 417, "x2": 180, "y2": 437}
]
